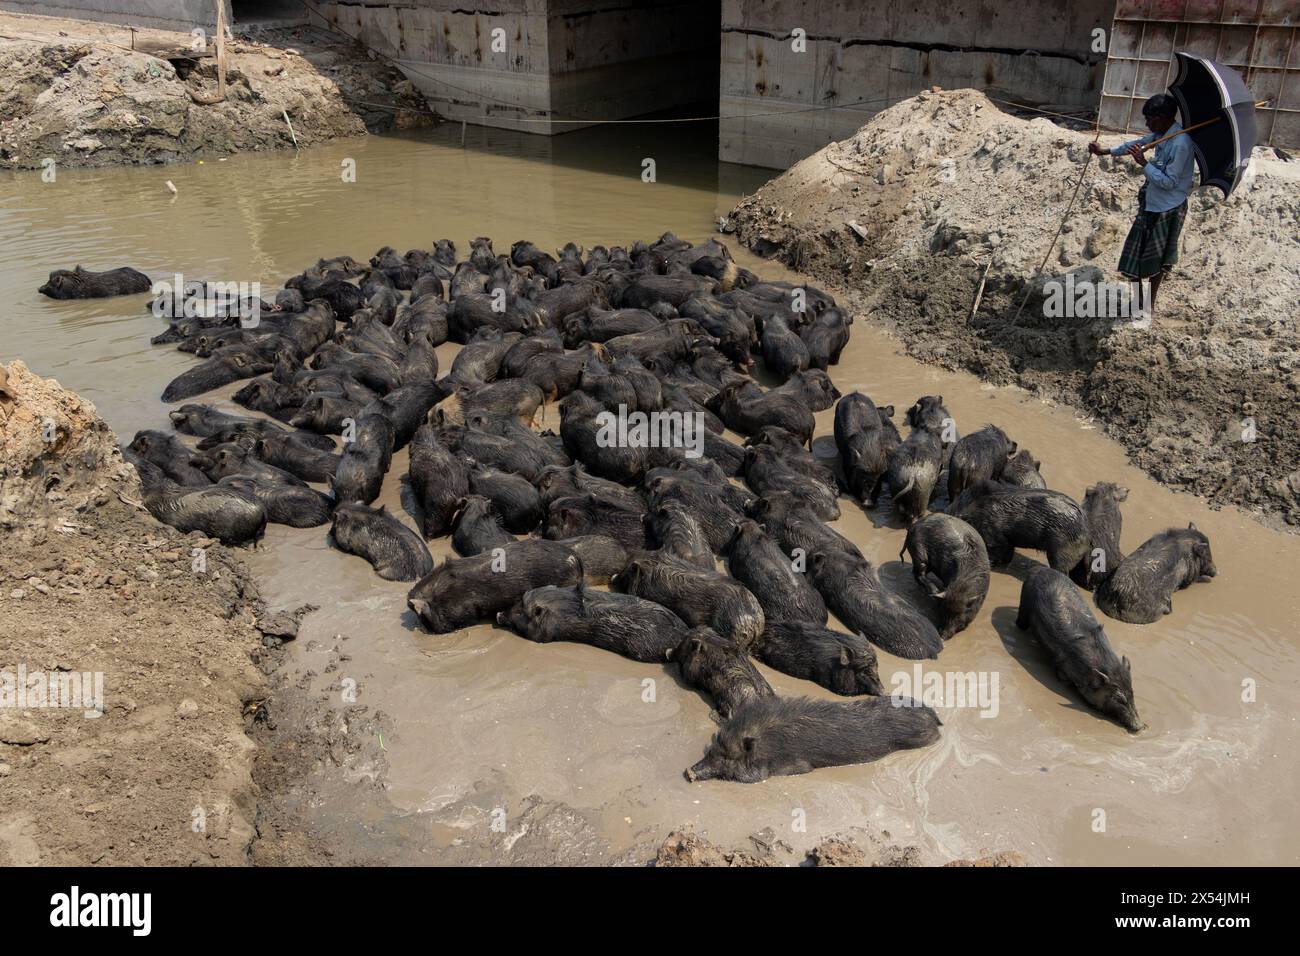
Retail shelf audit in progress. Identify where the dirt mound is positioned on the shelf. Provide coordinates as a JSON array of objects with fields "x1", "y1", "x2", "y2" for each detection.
[
  {"x1": 0, "y1": 362, "x2": 272, "y2": 865},
  {"x1": 728, "y1": 89, "x2": 1300, "y2": 527},
  {"x1": 0, "y1": 359, "x2": 139, "y2": 541},
  {"x1": 0, "y1": 12, "x2": 434, "y2": 170}
]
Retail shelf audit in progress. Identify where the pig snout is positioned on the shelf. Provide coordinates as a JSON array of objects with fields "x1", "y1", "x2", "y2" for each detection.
[{"x1": 684, "y1": 760, "x2": 715, "y2": 783}]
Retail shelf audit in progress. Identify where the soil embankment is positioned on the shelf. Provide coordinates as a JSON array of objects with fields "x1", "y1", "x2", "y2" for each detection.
[
  {"x1": 726, "y1": 89, "x2": 1300, "y2": 528},
  {"x1": 0, "y1": 360, "x2": 269, "y2": 864},
  {"x1": 0, "y1": 10, "x2": 434, "y2": 170}
]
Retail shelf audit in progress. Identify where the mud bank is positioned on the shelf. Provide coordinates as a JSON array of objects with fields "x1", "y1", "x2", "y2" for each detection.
[
  {"x1": 727, "y1": 90, "x2": 1300, "y2": 528},
  {"x1": 0, "y1": 11, "x2": 434, "y2": 170},
  {"x1": 0, "y1": 360, "x2": 268, "y2": 863}
]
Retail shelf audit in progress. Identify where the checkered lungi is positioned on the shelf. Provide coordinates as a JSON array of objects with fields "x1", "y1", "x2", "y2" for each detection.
[{"x1": 1118, "y1": 193, "x2": 1188, "y2": 280}]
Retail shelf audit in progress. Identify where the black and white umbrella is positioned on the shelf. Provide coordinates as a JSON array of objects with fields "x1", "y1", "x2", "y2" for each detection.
[{"x1": 1163, "y1": 52, "x2": 1259, "y2": 198}]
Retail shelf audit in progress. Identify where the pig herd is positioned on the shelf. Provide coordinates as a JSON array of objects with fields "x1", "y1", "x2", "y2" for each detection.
[{"x1": 42, "y1": 234, "x2": 1218, "y2": 784}]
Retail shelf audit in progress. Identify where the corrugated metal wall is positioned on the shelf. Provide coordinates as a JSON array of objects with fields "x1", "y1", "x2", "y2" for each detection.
[{"x1": 1100, "y1": 0, "x2": 1299, "y2": 147}]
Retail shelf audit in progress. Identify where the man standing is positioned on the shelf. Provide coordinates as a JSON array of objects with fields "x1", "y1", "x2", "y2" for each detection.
[{"x1": 1088, "y1": 93, "x2": 1195, "y2": 324}]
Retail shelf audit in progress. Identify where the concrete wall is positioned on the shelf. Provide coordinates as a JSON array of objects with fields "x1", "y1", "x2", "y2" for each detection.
[
  {"x1": 719, "y1": 0, "x2": 1116, "y2": 168},
  {"x1": 316, "y1": 0, "x2": 716, "y2": 133},
  {"x1": 316, "y1": 0, "x2": 552, "y2": 132},
  {"x1": 546, "y1": 0, "x2": 717, "y2": 123},
  {"x1": 0, "y1": 0, "x2": 222, "y2": 31}
]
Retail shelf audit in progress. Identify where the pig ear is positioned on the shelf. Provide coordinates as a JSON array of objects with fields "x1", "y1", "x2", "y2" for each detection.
[
  {"x1": 882, "y1": 405, "x2": 894, "y2": 417},
  {"x1": 838, "y1": 646, "x2": 852, "y2": 667},
  {"x1": 1007, "y1": 443, "x2": 1018, "y2": 457},
  {"x1": 1187, "y1": 522, "x2": 1197, "y2": 531},
  {"x1": 1121, "y1": 656, "x2": 1132, "y2": 674},
  {"x1": 1091, "y1": 667, "x2": 1111, "y2": 689},
  {"x1": 1117, "y1": 487, "x2": 1129, "y2": 501}
]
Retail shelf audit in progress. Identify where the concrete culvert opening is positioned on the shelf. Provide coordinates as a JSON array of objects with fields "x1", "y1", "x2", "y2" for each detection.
[{"x1": 230, "y1": 0, "x2": 309, "y2": 29}]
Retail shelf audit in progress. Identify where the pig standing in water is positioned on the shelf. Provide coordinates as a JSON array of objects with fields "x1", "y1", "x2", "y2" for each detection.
[
  {"x1": 947, "y1": 480, "x2": 1090, "y2": 573},
  {"x1": 834, "y1": 392, "x2": 898, "y2": 507},
  {"x1": 1095, "y1": 524, "x2": 1216, "y2": 624},
  {"x1": 946, "y1": 425, "x2": 1017, "y2": 502},
  {"x1": 900, "y1": 513, "x2": 990, "y2": 639},
  {"x1": 1016, "y1": 567, "x2": 1144, "y2": 733},
  {"x1": 1070, "y1": 482, "x2": 1128, "y2": 591},
  {"x1": 685, "y1": 695, "x2": 941, "y2": 783},
  {"x1": 885, "y1": 395, "x2": 952, "y2": 522}
]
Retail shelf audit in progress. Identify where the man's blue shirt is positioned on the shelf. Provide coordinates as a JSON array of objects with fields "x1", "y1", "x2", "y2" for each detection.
[{"x1": 1110, "y1": 122, "x2": 1196, "y2": 212}]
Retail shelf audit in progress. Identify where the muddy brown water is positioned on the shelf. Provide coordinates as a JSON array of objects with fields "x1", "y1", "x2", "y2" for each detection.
[{"x1": 3, "y1": 122, "x2": 1298, "y2": 865}]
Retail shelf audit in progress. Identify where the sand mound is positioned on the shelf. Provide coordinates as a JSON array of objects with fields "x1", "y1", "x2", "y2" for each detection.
[{"x1": 729, "y1": 89, "x2": 1300, "y2": 526}]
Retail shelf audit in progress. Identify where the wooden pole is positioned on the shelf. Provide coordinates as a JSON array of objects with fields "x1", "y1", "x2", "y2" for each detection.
[
  {"x1": 1139, "y1": 115, "x2": 1221, "y2": 151},
  {"x1": 214, "y1": 0, "x2": 227, "y2": 103}
]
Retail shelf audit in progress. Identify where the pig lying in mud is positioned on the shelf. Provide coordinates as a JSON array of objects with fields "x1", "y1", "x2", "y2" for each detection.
[
  {"x1": 330, "y1": 502, "x2": 433, "y2": 582},
  {"x1": 900, "y1": 513, "x2": 990, "y2": 640},
  {"x1": 756, "y1": 621, "x2": 883, "y2": 697},
  {"x1": 127, "y1": 430, "x2": 210, "y2": 487},
  {"x1": 161, "y1": 350, "x2": 271, "y2": 402},
  {"x1": 614, "y1": 551, "x2": 765, "y2": 649},
  {"x1": 685, "y1": 695, "x2": 941, "y2": 783},
  {"x1": 725, "y1": 518, "x2": 827, "y2": 626},
  {"x1": 408, "y1": 539, "x2": 582, "y2": 634},
  {"x1": 39, "y1": 266, "x2": 151, "y2": 299},
  {"x1": 1016, "y1": 567, "x2": 1144, "y2": 733},
  {"x1": 809, "y1": 549, "x2": 943, "y2": 660},
  {"x1": 498, "y1": 584, "x2": 688, "y2": 662},
  {"x1": 219, "y1": 475, "x2": 333, "y2": 528},
  {"x1": 1095, "y1": 524, "x2": 1217, "y2": 624},
  {"x1": 168, "y1": 403, "x2": 335, "y2": 452},
  {"x1": 668, "y1": 627, "x2": 774, "y2": 718},
  {"x1": 451, "y1": 495, "x2": 512, "y2": 556},
  {"x1": 126, "y1": 455, "x2": 266, "y2": 546}
]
